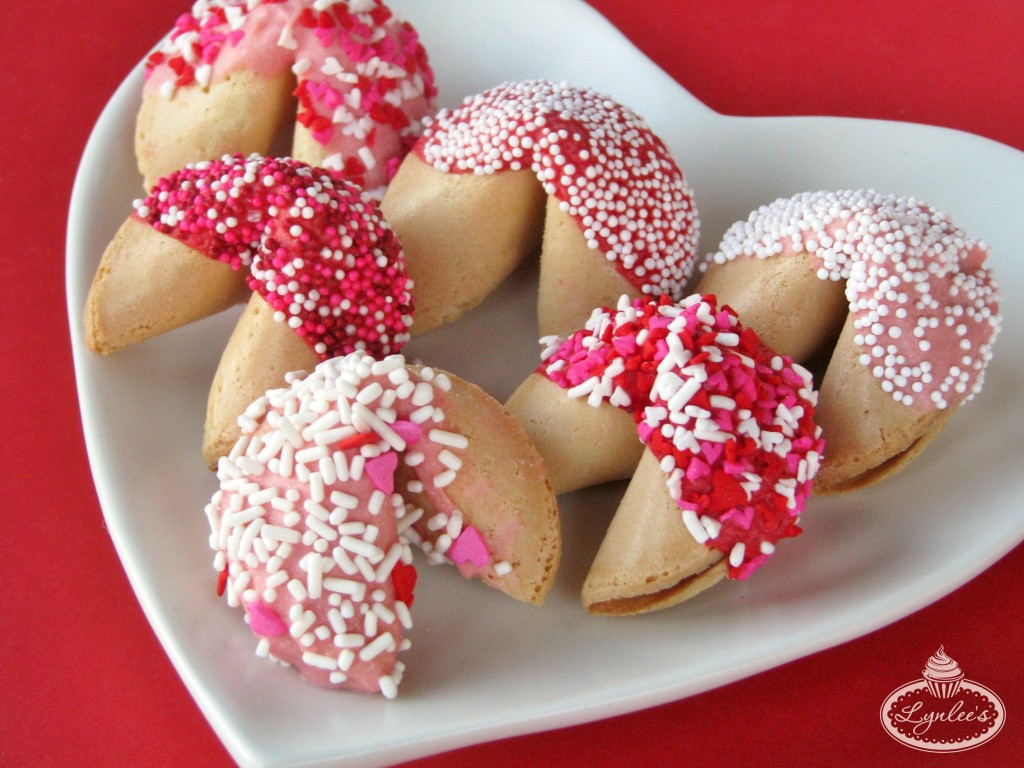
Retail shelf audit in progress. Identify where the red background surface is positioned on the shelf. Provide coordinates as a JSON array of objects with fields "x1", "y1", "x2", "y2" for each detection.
[{"x1": 2, "y1": 1, "x2": 1021, "y2": 765}]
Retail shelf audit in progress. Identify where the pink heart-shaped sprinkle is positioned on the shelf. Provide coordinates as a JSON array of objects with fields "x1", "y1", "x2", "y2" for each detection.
[
  {"x1": 390, "y1": 420, "x2": 422, "y2": 446},
  {"x1": 723, "y1": 458, "x2": 749, "y2": 476},
  {"x1": 312, "y1": 127, "x2": 334, "y2": 146},
  {"x1": 304, "y1": 80, "x2": 328, "y2": 100},
  {"x1": 706, "y1": 371, "x2": 729, "y2": 393},
  {"x1": 786, "y1": 453, "x2": 801, "y2": 474},
  {"x1": 365, "y1": 451, "x2": 398, "y2": 495},
  {"x1": 731, "y1": 506, "x2": 755, "y2": 530},
  {"x1": 449, "y1": 525, "x2": 491, "y2": 568},
  {"x1": 685, "y1": 456, "x2": 710, "y2": 482},
  {"x1": 201, "y1": 43, "x2": 220, "y2": 64},
  {"x1": 246, "y1": 601, "x2": 287, "y2": 638},
  {"x1": 386, "y1": 155, "x2": 402, "y2": 183},
  {"x1": 732, "y1": 553, "x2": 768, "y2": 581},
  {"x1": 700, "y1": 441, "x2": 724, "y2": 465},
  {"x1": 314, "y1": 26, "x2": 336, "y2": 48},
  {"x1": 612, "y1": 335, "x2": 637, "y2": 356},
  {"x1": 715, "y1": 409, "x2": 734, "y2": 432}
]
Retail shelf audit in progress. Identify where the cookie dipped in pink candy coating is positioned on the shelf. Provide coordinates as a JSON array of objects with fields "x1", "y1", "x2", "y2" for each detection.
[
  {"x1": 507, "y1": 295, "x2": 823, "y2": 614},
  {"x1": 138, "y1": 0, "x2": 436, "y2": 193},
  {"x1": 381, "y1": 79, "x2": 700, "y2": 335},
  {"x1": 698, "y1": 190, "x2": 1001, "y2": 492},
  {"x1": 207, "y1": 352, "x2": 560, "y2": 694}
]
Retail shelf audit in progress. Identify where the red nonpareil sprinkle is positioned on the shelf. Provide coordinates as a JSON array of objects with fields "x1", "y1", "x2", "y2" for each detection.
[
  {"x1": 132, "y1": 153, "x2": 413, "y2": 359},
  {"x1": 415, "y1": 80, "x2": 699, "y2": 298},
  {"x1": 538, "y1": 294, "x2": 824, "y2": 579}
]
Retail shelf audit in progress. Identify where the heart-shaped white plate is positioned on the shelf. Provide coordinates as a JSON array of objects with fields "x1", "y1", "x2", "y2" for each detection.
[{"x1": 67, "y1": 1, "x2": 1024, "y2": 766}]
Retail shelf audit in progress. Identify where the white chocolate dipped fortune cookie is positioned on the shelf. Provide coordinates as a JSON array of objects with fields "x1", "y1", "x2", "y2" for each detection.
[
  {"x1": 697, "y1": 190, "x2": 1001, "y2": 493},
  {"x1": 381, "y1": 79, "x2": 700, "y2": 336},
  {"x1": 136, "y1": 0, "x2": 436, "y2": 194},
  {"x1": 208, "y1": 351, "x2": 560, "y2": 695},
  {"x1": 507, "y1": 294, "x2": 824, "y2": 615}
]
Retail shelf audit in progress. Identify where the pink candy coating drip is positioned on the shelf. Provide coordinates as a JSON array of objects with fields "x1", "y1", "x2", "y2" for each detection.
[
  {"x1": 539, "y1": 294, "x2": 824, "y2": 579},
  {"x1": 133, "y1": 153, "x2": 413, "y2": 359},
  {"x1": 144, "y1": 0, "x2": 437, "y2": 192},
  {"x1": 709, "y1": 190, "x2": 1002, "y2": 410},
  {"x1": 415, "y1": 80, "x2": 700, "y2": 297}
]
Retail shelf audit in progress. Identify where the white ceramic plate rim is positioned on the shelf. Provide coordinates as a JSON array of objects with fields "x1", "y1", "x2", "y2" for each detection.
[{"x1": 67, "y1": 1, "x2": 1024, "y2": 766}]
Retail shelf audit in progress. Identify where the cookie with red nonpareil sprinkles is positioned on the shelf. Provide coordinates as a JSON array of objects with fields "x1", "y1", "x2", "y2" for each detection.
[
  {"x1": 176, "y1": 154, "x2": 414, "y2": 465},
  {"x1": 137, "y1": 0, "x2": 436, "y2": 192},
  {"x1": 381, "y1": 79, "x2": 700, "y2": 335},
  {"x1": 207, "y1": 351, "x2": 560, "y2": 693},
  {"x1": 507, "y1": 294, "x2": 824, "y2": 614},
  {"x1": 84, "y1": 153, "x2": 414, "y2": 361},
  {"x1": 697, "y1": 190, "x2": 1002, "y2": 492}
]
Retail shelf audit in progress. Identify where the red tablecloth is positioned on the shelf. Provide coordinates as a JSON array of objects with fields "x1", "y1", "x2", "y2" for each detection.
[{"x1": 2, "y1": 1, "x2": 1021, "y2": 766}]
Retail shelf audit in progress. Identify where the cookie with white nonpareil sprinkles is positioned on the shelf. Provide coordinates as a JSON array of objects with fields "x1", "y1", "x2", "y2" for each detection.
[
  {"x1": 697, "y1": 189, "x2": 1001, "y2": 492},
  {"x1": 381, "y1": 79, "x2": 700, "y2": 335},
  {"x1": 208, "y1": 351, "x2": 560, "y2": 694},
  {"x1": 137, "y1": 0, "x2": 436, "y2": 192},
  {"x1": 507, "y1": 294, "x2": 823, "y2": 614}
]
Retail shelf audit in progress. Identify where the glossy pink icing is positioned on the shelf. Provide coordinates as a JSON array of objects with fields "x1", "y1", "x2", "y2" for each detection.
[
  {"x1": 414, "y1": 80, "x2": 700, "y2": 298},
  {"x1": 538, "y1": 294, "x2": 824, "y2": 579},
  {"x1": 143, "y1": 0, "x2": 437, "y2": 193},
  {"x1": 708, "y1": 190, "x2": 1002, "y2": 410}
]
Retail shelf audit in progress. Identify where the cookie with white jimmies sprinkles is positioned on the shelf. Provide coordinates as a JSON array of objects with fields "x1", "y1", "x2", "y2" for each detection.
[
  {"x1": 698, "y1": 190, "x2": 1001, "y2": 492},
  {"x1": 208, "y1": 351, "x2": 560, "y2": 695}
]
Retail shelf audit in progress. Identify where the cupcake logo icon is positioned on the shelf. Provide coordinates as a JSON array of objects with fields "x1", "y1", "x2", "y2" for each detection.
[{"x1": 880, "y1": 645, "x2": 1005, "y2": 752}]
